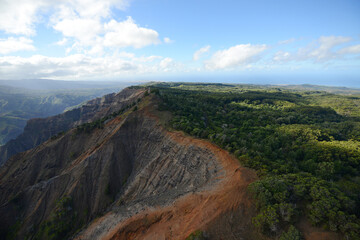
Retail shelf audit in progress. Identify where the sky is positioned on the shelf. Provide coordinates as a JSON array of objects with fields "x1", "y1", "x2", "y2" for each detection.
[{"x1": 0, "y1": 0, "x2": 359, "y2": 86}]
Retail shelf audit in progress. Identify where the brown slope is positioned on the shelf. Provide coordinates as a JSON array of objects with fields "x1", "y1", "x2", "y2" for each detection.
[
  {"x1": 75, "y1": 99, "x2": 260, "y2": 240},
  {"x1": 1, "y1": 95, "x2": 249, "y2": 239}
]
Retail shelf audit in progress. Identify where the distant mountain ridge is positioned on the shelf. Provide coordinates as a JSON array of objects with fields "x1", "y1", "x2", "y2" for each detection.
[
  {"x1": 0, "y1": 79, "x2": 140, "y2": 90},
  {"x1": 0, "y1": 87, "x2": 145, "y2": 166},
  {"x1": 0, "y1": 84, "x2": 134, "y2": 146}
]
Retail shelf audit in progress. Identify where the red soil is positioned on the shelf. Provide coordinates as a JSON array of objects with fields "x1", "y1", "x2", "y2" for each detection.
[{"x1": 101, "y1": 105, "x2": 258, "y2": 240}]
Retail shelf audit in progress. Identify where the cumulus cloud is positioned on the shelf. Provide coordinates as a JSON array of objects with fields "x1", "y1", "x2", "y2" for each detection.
[
  {"x1": 0, "y1": 37, "x2": 36, "y2": 54},
  {"x1": 193, "y1": 45, "x2": 210, "y2": 61},
  {"x1": 51, "y1": 8, "x2": 161, "y2": 52},
  {"x1": 0, "y1": 0, "x2": 47, "y2": 35},
  {"x1": 0, "y1": 0, "x2": 159, "y2": 52},
  {"x1": 103, "y1": 17, "x2": 160, "y2": 48},
  {"x1": 0, "y1": 0, "x2": 131, "y2": 36},
  {"x1": 0, "y1": 0, "x2": 167, "y2": 58},
  {"x1": 53, "y1": 18, "x2": 103, "y2": 45},
  {"x1": 205, "y1": 44, "x2": 267, "y2": 70},
  {"x1": 50, "y1": 1, "x2": 161, "y2": 51}
]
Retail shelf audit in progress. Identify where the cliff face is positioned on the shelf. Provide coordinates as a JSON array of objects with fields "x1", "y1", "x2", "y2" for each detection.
[
  {"x1": 0, "y1": 88, "x2": 145, "y2": 166},
  {"x1": 0, "y1": 93, "x2": 259, "y2": 240}
]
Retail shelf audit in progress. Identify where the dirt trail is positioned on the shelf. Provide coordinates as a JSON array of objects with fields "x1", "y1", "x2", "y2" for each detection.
[{"x1": 96, "y1": 104, "x2": 258, "y2": 239}]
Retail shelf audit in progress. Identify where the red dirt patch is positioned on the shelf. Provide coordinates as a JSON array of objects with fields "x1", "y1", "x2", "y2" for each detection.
[
  {"x1": 99, "y1": 105, "x2": 258, "y2": 240},
  {"x1": 297, "y1": 218, "x2": 342, "y2": 240}
]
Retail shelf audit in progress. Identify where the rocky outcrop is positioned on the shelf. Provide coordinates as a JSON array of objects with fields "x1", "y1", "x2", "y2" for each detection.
[
  {"x1": 0, "y1": 94, "x2": 258, "y2": 240},
  {"x1": 0, "y1": 88, "x2": 145, "y2": 166}
]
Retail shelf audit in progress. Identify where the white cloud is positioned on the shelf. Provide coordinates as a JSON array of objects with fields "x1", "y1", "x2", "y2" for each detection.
[
  {"x1": 57, "y1": 0, "x2": 130, "y2": 19},
  {"x1": 164, "y1": 37, "x2": 173, "y2": 44},
  {"x1": 273, "y1": 36, "x2": 360, "y2": 63},
  {"x1": 137, "y1": 55, "x2": 162, "y2": 62},
  {"x1": 55, "y1": 38, "x2": 68, "y2": 46},
  {"x1": 307, "y1": 36, "x2": 351, "y2": 61},
  {"x1": 338, "y1": 44, "x2": 360, "y2": 55},
  {"x1": 205, "y1": 44, "x2": 267, "y2": 70},
  {"x1": 0, "y1": 0, "x2": 131, "y2": 36},
  {"x1": 159, "y1": 57, "x2": 173, "y2": 70},
  {"x1": 47, "y1": 2, "x2": 162, "y2": 53},
  {"x1": 0, "y1": 0, "x2": 166, "y2": 56},
  {"x1": 0, "y1": 0, "x2": 48, "y2": 35},
  {"x1": 193, "y1": 45, "x2": 210, "y2": 61},
  {"x1": 273, "y1": 51, "x2": 291, "y2": 61},
  {"x1": 53, "y1": 18, "x2": 103, "y2": 45},
  {"x1": 0, "y1": 37, "x2": 36, "y2": 54},
  {"x1": 0, "y1": 53, "x2": 180, "y2": 80},
  {"x1": 103, "y1": 17, "x2": 160, "y2": 48}
]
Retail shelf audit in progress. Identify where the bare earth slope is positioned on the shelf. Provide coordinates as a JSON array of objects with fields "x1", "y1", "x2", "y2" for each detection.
[
  {"x1": 75, "y1": 102, "x2": 259, "y2": 240},
  {"x1": 0, "y1": 95, "x2": 259, "y2": 239}
]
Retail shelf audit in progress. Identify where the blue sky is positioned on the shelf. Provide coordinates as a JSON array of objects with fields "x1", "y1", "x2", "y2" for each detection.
[{"x1": 0, "y1": 0, "x2": 359, "y2": 86}]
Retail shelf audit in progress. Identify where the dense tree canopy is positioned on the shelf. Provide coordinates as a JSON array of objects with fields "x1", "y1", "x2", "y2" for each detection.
[{"x1": 152, "y1": 83, "x2": 360, "y2": 239}]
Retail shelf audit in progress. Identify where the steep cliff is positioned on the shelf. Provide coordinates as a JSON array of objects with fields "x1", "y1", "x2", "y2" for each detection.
[
  {"x1": 0, "y1": 93, "x2": 259, "y2": 240},
  {"x1": 0, "y1": 88, "x2": 145, "y2": 166}
]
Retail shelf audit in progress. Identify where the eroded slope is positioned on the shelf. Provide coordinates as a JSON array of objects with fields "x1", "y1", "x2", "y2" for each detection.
[{"x1": 0, "y1": 95, "x2": 259, "y2": 240}]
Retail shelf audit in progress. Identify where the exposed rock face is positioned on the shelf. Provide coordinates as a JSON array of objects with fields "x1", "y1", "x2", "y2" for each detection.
[
  {"x1": 0, "y1": 88, "x2": 145, "y2": 166},
  {"x1": 0, "y1": 90, "x2": 262, "y2": 240},
  {"x1": 0, "y1": 95, "x2": 251, "y2": 239}
]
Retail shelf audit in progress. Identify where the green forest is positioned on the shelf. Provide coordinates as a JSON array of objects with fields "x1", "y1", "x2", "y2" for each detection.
[{"x1": 150, "y1": 83, "x2": 360, "y2": 239}]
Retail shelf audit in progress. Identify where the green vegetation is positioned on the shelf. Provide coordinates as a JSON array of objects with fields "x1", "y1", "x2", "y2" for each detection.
[
  {"x1": 151, "y1": 83, "x2": 360, "y2": 238},
  {"x1": 34, "y1": 196, "x2": 78, "y2": 240},
  {"x1": 6, "y1": 220, "x2": 22, "y2": 240},
  {"x1": 186, "y1": 230, "x2": 206, "y2": 240},
  {"x1": 279, "y1": 225, "x2": 303, "y2": 240}
]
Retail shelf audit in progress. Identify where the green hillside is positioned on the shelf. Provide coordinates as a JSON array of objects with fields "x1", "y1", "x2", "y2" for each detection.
[{"x1": 150, "y1": 82, "x2": 360, "y2": 239}]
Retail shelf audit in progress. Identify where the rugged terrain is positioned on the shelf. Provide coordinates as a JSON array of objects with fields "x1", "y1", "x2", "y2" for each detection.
[
  {"x1": 0, "y1": 90, "x2": 260, "y2": 239},
  {"x1": 0, "y1": 82, "x2": 132, "y2": 147},
  {"x1": 74, "y1": 106, "x2": 259, "y2": 240},
  {"x1": 0, "y1": 87, "x2": 145, "y2": 166},
  {"x1": 0, "y1": 86, "x2": 347, "y2": 240}
]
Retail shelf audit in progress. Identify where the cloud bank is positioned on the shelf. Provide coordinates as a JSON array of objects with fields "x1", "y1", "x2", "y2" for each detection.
[
  {"x1": 0, "y1": 0, "x2": 359, "y2": 80},
  {"x1": 0, "y1": 53, "x2": 183, "y2": 80},
  {"x1": 0, "y1": 37, "x2": 36, "y2": 54}
]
